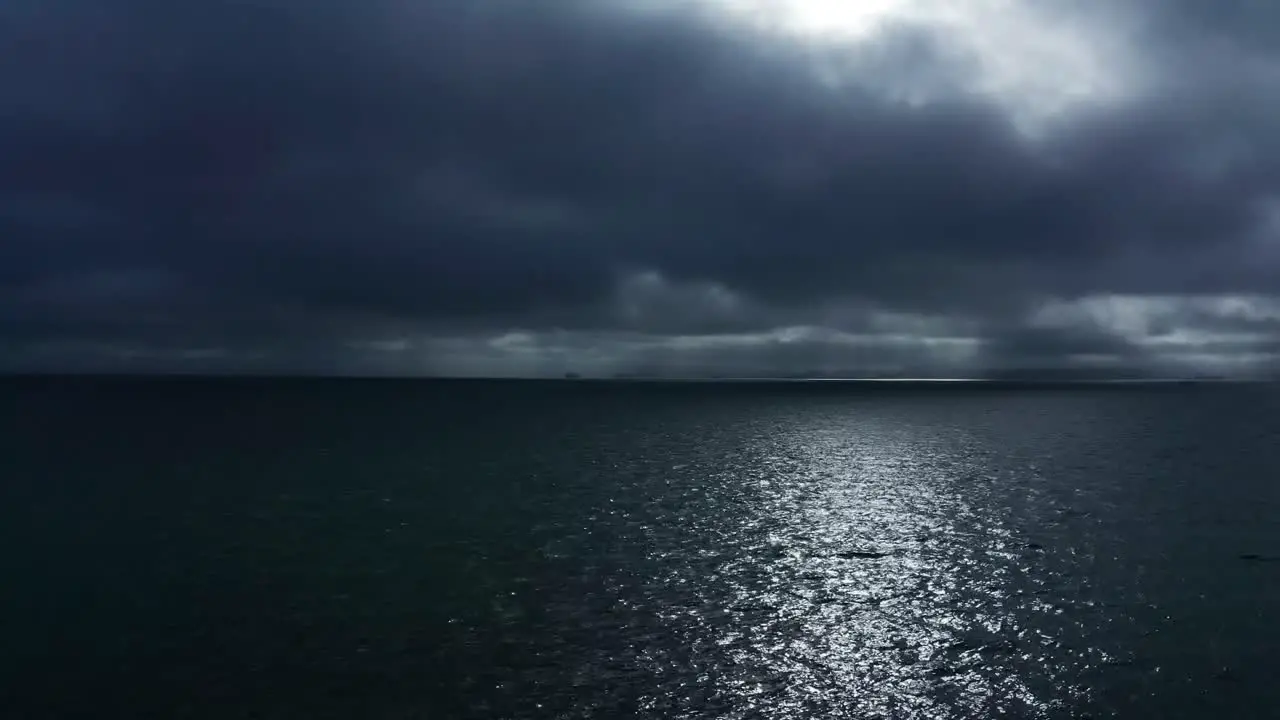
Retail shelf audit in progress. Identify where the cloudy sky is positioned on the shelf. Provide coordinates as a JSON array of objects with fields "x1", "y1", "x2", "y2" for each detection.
[{"x1": 3, "y1": 0, "x2": 1279, "y2": 376}]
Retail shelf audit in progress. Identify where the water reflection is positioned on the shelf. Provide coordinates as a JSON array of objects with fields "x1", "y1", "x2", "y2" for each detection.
[{"x1": 637, "y1": 415, "x2": 1085, "y2": 718}]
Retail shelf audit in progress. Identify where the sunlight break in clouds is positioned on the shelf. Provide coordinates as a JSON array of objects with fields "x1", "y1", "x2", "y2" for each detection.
[
  {"x1": 714, "y1": 0, "x2": 908, "y2": 40},
  {"x1": 694, "y1": 0, "x2": 1144, "y2": 131}
]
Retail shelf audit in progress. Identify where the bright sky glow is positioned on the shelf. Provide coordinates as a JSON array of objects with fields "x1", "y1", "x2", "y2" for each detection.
[
  {"x1": 697, "y1": 0, "x2": 1143, "y2": 133},
  {"x1": 715, "y1": 0, "x2": 909, "y2": 40}
]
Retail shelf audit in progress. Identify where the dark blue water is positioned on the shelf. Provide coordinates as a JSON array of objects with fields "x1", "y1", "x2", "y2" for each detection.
[{"x1": 3, "y1": 378, "x2": 1280, "y2": 718}]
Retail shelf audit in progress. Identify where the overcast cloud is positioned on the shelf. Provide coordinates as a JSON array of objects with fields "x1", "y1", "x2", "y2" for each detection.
[{"x1": 2, "y1": 0, "x2": 1279, "y2": 376}]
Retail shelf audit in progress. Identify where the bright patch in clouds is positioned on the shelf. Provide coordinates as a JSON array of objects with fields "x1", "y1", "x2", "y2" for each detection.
[
  {"x1": 1028, "y1": 294, "x2": 1280, "y2": 374},
  {"x1": 715, "y1": 0, "x2": 907, "y2": 40},
  {"x1": 699, "y1": 0, "x2": 1143, "y2": 130}
]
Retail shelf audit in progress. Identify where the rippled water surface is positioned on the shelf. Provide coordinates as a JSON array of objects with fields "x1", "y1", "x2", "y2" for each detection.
[{"x1": 4, "y1": 379, "x2": 1280, "y2": 718}]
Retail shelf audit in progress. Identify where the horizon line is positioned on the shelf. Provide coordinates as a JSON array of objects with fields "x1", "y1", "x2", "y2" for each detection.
[{"x1": 0, "y1": 372, "x2": 1269, "y2": 383}]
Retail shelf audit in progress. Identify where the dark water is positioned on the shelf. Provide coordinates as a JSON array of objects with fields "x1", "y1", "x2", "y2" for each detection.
[{"x1": 3, "y1": 378, "x2": 1280, "y2": 719}]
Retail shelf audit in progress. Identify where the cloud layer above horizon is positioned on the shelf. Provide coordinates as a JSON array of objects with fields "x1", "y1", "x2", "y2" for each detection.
[{"x1": 3, "y1": 0, "x2": 1279, "y2": 376}]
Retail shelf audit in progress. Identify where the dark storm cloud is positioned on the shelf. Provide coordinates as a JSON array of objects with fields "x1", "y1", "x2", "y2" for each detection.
[{"x1": 1, "y1": 0, "x2": 1279, "y2": 373}]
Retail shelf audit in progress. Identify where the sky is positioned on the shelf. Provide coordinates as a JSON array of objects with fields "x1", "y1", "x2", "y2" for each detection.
[{"x1": 2, "y1": 0, "x2": 1279, "y2": 377}]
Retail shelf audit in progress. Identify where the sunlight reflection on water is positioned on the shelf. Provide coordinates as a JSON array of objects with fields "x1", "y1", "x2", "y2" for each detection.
[{"x1": 638, "y1": 415, "x2": 1086, "y2": 718}]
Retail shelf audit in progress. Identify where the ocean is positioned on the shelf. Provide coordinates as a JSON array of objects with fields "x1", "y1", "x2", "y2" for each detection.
[{"x1": 2, "y1": 378, "x2": 1279, "y2": 719}]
